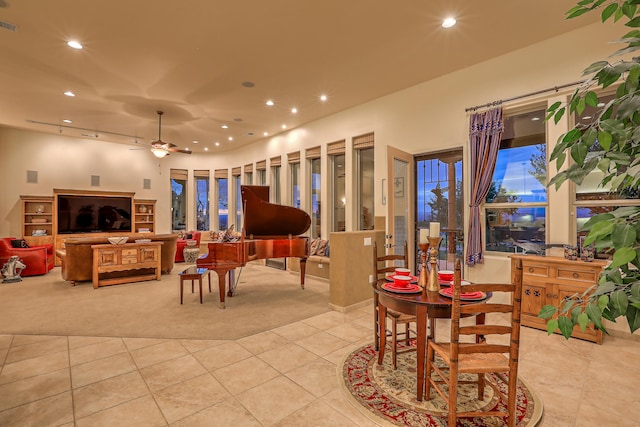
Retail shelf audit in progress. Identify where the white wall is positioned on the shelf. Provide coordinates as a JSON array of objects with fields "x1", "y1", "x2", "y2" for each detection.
[{"x1": 0, "y1": 20, "x2": 622, "y2": 286}]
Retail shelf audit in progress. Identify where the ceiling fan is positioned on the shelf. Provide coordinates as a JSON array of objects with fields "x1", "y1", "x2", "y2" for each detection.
[{"x1": 150, "y1": 111, "x2": 191, "y2": 158}]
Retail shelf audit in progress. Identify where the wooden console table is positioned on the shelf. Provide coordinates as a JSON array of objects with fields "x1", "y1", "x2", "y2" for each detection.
[{"x1": 91, "y1": 242, "x2": 163, "y2": 289}]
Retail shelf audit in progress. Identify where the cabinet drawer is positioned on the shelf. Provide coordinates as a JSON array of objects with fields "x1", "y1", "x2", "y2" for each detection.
[
  {"x1": 121, "y1": 255, "x2": 138, "y2": 264},
  {"x1": 121, "y1": 248, "x2": 137, "y2": 257},
  {"x1": 556, "y1": 267, "x2": 599, "y2": 283},
  {"x1": 522, "y1": 263, "x2": 549, "y2": 278}
]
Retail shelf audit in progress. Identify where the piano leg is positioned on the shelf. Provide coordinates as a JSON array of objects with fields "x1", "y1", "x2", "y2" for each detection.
[
  {"x1": 299, "y1": 257, "x2": 307, "y2": 289},
  {"x1": 211, "y1": 267, "x2": 233, "y2": 309}
]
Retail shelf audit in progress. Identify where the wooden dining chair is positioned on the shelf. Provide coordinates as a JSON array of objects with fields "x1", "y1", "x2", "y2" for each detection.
[
  {"x1": 425, "y1": 258, "x2": 524, "y2": 427},
  {"x1": 372, "y1": 240, "x2": 416, "y2": 369}
]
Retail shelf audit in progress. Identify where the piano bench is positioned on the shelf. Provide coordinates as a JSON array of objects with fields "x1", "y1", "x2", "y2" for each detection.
[{"x1": 179, "y1": 267, "x2": 211, "y2": 304}]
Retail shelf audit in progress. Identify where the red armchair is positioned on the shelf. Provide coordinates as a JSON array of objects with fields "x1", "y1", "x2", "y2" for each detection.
[
  {"x1": 0, "y1": 237, "x2": 54, "y2": 277},
  {"x1": 175, "y1": 231, "x2": 202, "y2": 262}
]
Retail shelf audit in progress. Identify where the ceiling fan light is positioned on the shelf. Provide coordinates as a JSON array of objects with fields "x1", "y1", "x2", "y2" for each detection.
[{"x1": 151, "y1": 147, "x2": 168, "y2": 158}]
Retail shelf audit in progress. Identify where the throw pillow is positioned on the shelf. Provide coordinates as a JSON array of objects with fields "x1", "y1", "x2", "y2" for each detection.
[
  {"x1": 309, "y1": 238, "x2": 320, "y2": 256},
  {"x1": 315, "y1": 239, "x2": 329, "y2": 256},
  {"x1": 11, "y1": 239, "x2": 30, "y2": 248},
  {"x1": 324, "y1": 242, "x2": 330, "y2": 257}
]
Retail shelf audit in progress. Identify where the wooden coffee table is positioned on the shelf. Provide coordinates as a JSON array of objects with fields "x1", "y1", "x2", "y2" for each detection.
[{"x1": 179, "y1": 266, "x2": 211, "y2": 304}]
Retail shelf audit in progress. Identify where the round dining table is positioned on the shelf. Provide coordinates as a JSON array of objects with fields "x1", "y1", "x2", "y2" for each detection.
[{"x1": 373, "y1": 279, "x2": 488, "y2": 401}]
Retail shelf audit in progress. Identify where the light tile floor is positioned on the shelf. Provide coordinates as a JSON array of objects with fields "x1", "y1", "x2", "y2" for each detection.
[{"x1": 1, "y1": 306, "x2": 639, "y2": 426}]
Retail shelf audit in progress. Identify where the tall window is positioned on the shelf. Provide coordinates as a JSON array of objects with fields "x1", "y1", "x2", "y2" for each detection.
[
  {"x1": 354, "y1": 133, "x2": 375, "y2": 230},
  {"x1": 331, "y1": 154, "x2": 346, "y2": 231},
  {"x1": 170, "y1": 169, "x2": 187, "y2": 231},
  {"x1": 290, "y1": 161, "x2": 300, "y2": 209},
  {"x1": 573, "y1": 93, "x2": 640, "y2": 257},
  {"x1": 306, "y1": 147, "x2": 322, "y2": 238},
  {"x1": 484, "y1": 107, "x2": 547, "y2": 253},
  {"x1": 234, "y1": 172, "x2": 242, "y2": 229},
  {"x1": 215, "y1": 170, "x2": 228, "y2": 230},
  {"x1": 194, "y1": 170, "x2": 210, "y2": 231},
  {"x1": 256, "y1": 161, "x2": 267, "y2": 186},
  {"x1": 416, "y1": 150, "x2": 463, "y2": 268},
  {"x1": 271, "y1": 165, "x2": 281, "y2": 204},
  {"x1": 244, "y1": 164, "x2": 253, "y2": 186}
]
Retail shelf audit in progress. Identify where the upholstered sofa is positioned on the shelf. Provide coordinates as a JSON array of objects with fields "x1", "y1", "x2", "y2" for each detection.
[
  {"x1": 56, "y1": 233, "x2": 178, "y2": 285},
  {"x1": 175, "y1": 231, "x2": 202, "y2": 262},
  {"x1": 0, "y1": 237, "x2": 54, "y2": 277},
  {"x1": 289, "y1": 238, "x2": 330, "y2": 280}
]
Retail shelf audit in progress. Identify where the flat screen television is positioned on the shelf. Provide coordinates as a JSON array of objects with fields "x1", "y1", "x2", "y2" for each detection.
[{"x1": 57, "y1": 195, "x2": 132, "y2": 234}]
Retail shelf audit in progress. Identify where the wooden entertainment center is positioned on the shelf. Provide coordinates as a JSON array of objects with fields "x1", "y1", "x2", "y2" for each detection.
[{"x1": 21, "y1": 190, "x2": 156, "y2": 266}]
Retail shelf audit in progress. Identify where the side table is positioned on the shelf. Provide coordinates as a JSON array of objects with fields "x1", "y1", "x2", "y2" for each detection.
[{"x1": 179, "y1": 266, "x2": 211, "y2": 304}]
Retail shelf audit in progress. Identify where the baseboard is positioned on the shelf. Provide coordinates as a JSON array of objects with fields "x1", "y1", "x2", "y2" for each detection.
[{"x1": 329, "y1": 298, "x2": 372, "y2": 313}]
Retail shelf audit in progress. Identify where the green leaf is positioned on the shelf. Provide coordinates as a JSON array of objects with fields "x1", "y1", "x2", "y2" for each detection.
[
  {"x1": 597, "y1": 131, "x2": 612, "y2": 150},
  {"x1": 571, "y1": 142, "x2": 589, "y2": 165},
  {"x1": 583, "y1": 127, "x2": 597, "y2": 146},
  {"x1": 554, "y1": 108, "x2": 566, "y2": 124},
  {"x1": 622, "y1": 2, "x2": 638, "y2": 19},
  {"x1": 568, "y1": 6, "x2": 591, "y2": 19},
  {"x1": 547, "y1": 101, "x2": 562, "y2": 113},
  {"x1": 556, "y1": 152, "x2": 567, "y2": 170},
  {"x1": 615, "y1": 5, "x2": 625, "y2": 22},
  {"x1": 626, "y1": 16, "x2": 640, "y2": 27},
  {"x1": 631, "y1": 282, "x2": 640, "y2": 299},
  {"x1": 546, "y1": 318, "x2": 559, "y2": 335},
  {"x1": 617, "y1": 96, "x2": 640, "y2": 120},
  {"x1": 577, "y1": 312, "x2": 589, "y2": 331},
  {"x1": 563, "y1": 128, "x2": 582, "y2": 143},
  {"x1": 600, "y1": 119, "x2": 626, "y2": 138},
  {"x1": 611, "y1": 223, "x2": 637, "y2": 247},
  {"x1": 626, "y1": 306, "x2": 640, "y2": 333},
  {"x1": 538, "y1": 305, "x2": 557, "y2": 319},
  {"x1": 585, "y1": 91, "x2": 599, "y2": 107},
  {"x1": 584, "y1": 219, "x2": 615, "y2": 245},
  {"x1": 601, "y1": 3, "x2": 618, "y2": 21},
  {"x1": 611, "y1": 247, "x2": 637, "y2": 268},
  {"x1": 582, "y1": 60, "x2": 609, "y2": 75},
  {"x1": 557, "y1": 316, "x2": 574, "y2": 339},
  {"x1": 598, "y1": 294, "x2": 610, "y2": 311},
  {"x1": 586, "y1": 303, "x2": 606, "y2": 331},
  {"x1": 597, "y1": 157, "x2": 611, "y2": 173},
  {"x1": 611, "y1": 290, "x2": 630, "y2": 314}
]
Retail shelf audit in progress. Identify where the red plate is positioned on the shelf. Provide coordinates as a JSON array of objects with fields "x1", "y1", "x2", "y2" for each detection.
[
  {"x1": 385, "y1": 275, "x2": 418, "y2": 283},
  {"x1": 439, "y1": 287, "x2": 486, "y2": 301},
  {"x1": 382, "y1": 283, "x2": 422, "y2": 294}
]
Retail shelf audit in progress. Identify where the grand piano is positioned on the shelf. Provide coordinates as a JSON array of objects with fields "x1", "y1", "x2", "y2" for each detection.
[{"x1": 197, "y1": 185, "x2": 311, "y2": 308}]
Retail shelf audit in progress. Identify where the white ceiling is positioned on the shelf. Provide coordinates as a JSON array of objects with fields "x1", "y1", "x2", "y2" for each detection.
[{"x1": 0, "y1": 1, "x2": 596, "y2": 154}]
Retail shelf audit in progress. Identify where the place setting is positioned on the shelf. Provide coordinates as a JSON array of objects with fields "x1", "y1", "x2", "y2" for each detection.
[{"x1": 382, "y1": 268, "x2": 422, "y2": 294}]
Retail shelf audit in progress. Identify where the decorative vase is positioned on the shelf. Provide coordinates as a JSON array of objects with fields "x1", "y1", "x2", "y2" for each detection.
[
  {"x1": 183, "y1": 245, "x2": 200, "y2": 264},
  {"x1": 139, "y1": 204, "x2": 147, "y2": 213}
]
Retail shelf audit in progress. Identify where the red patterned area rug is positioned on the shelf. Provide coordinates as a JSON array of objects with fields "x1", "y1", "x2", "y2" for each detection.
[{"x1": 339, "y1": 344, "x2": 543, "y2": 426}]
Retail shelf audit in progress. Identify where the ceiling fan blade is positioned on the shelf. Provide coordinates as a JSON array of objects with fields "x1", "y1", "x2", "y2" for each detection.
[{"x1": 168, "y1": 146, "x2": 192, "y2": 154}]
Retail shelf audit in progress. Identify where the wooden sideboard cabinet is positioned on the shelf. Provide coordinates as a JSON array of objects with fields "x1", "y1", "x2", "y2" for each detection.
[
  {"x1": 91, "y1": 242, "x2": 162, "y2": 289},
  {"x1": 510, "y1": 255, "x2": 607, "y2": 344}
]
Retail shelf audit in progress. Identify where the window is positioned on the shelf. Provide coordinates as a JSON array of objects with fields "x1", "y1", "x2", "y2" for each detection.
[
  {"x1": 233, "y1": 171, "x2": 242, "y2": 229},
  {"x1": 306, "y1": 147, "x2": 321, "y2": 238},
  {"x1": 573, "y1": 93, "x2": 640, "y2": 257},
  {"x1": 416, "y1": 149, "x2": 463, "y2": 268},
  {"x1": 484, "y1": 107, "x2": 547, "y2": 253},
  {"x1": 331, "y1": 154, "x2": 346, "y2": 231},
  {"x1": 170, "y1": 169, "x2": 187, "y2": 231},
  {"x1": 244, "y1": 163, "x2": 253, "y2": 186},
  {"x1": 290, "y1": 162, "x2": 300, "y2": 209},
  {"x1": 271, "y1": 165, "x2": 281, "y2": 204},
  {"x1": 216, "y1": 177, "x2": 228, "y2": 230},
  {"x1": 194, "y1": 170, "x2": 210, "y2": 231},
  {"x1": 356, "y1": 146, "x2": 374, "y2": 230}
]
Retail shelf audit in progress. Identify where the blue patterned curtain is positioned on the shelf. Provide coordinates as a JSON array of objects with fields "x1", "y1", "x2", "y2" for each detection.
[{"x1": 465, "y1": 107, "x2": 504, "y2": 266}]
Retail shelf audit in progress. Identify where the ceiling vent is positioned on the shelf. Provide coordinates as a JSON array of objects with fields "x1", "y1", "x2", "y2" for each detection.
[{"x1": 0, "y1": 20, "x2": 17, "y2": 32}]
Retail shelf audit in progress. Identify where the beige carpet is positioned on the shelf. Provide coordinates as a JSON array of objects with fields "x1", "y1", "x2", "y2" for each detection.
[{"x1": 0, "y1": 263, "x2": 330, "y2": 341}]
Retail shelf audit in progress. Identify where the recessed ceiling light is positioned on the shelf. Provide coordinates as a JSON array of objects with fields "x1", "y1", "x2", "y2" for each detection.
[
  {"x1": 205, "y1": 147, "x2": 209, "y2": 151},
  {"x1": 320, "y1": 94, "x2": 328, "y2": 102},
  {"x1": 67, "y1": 40, "x2": 83, "y2": 49},
  {"x1": 62, "y1": 119, "x2": 72, "y2": 123},
  {"x1": 228, "y1": 136, "x2": 233, "y2": 141},
  {"x1": 221, "y1": 124, "x2": 229, "y2": 129},
  {"x1": 215, "y1": 142, "x2": 220, "y2": 146},
  {"x1": 64, "y1": 91, "x2": 75, "y2": 97},
  {"x1": 263, "y1": 132, "x2": 268, "y2": 136},
  {"x1": 281, "y1": 124, "x2": 287, "y2": 129},
  {"x1": 192, "y1": 140, "x2": 198, "y2": 144},
  {"x1": 266, "y1": 100, "x2": 274, "y2": 106},
  {"x1": 442, "y1": 17, "x2": 457, "y2": 28},
  {"x1": 291, "y1": 107, "x2": 298, "y2": 114}
]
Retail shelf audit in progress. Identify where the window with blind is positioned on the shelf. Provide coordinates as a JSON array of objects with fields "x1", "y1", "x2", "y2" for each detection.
[
  {"x1": 328, "y1": 140, "x2": 346, "y2": 232},
  {"x1": 289, "y1": 151, "x2": 301, "y2": 209},
  {"x1": 354, "y1": 133, "x2": 375, "y2": 230},
  {"x1": 170, "y1": 169, "x2": 187, "y2": 231},
  {"x1": 194, "y1": 170, "x2": 210, "y2": 231},
  {"x1": 309, "y1": 156, "x2": 321, "y2": 238},
  {"x1": 234, "y1": 174, "x2": 242, "y2": 229},
  {"x1": 216, "y1": 176, "x2": 228, "y2": 230}
]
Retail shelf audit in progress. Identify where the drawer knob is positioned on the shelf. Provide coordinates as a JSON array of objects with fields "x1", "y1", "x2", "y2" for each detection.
[
  {"x1": 573, "y1": 272, "x2": 579, "y2": 278},
  {"x1": 528, "y1": 267, "x2": 534, "y2": 273}
]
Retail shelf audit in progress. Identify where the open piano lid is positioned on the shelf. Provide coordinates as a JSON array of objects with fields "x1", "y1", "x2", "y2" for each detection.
[{"x1": 241, "y1": 185, "x2": 311, "y2": 237}]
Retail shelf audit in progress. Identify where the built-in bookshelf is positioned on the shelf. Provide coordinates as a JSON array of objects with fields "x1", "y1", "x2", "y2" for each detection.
[{"x1": 20, "y1": 195, "x2": 54, "y2": 246}]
